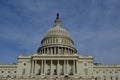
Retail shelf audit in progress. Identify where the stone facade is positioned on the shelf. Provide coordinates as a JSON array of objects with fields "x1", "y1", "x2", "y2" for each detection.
[{"x1": 0, "y1": 14, "x2": 120, "y2": 80}]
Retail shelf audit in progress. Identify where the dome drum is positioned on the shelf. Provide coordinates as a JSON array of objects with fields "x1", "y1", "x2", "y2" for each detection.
[
  {"x1": 37, "y1": 46, "x2": 77, "y2": 55},
  {"x1": 41, "y1": 37, "x2": 74, "y2": 47}
]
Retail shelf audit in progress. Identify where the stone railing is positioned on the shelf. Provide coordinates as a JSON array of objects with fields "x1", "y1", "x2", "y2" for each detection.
[
  {"x1": 93, "y1": 64, "x2": 120, "y2": 68},
  {"x1": 0, "y1": 78, "x2": 83, "y2": 80}
]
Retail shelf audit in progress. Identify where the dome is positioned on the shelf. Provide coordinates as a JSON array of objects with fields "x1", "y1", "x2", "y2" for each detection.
[
  {"x1": 37, "y1": 13, "x2": 77, "y2": 55},
  {"x1": 45, "y1": 14, "x2": 70, "y2": 38},
  {"x1": 41, "y1": 13, "x2": 74, "y2": 46},
  {"x1": 46, "y1": 25, "x2": 70, "y2": 38}
]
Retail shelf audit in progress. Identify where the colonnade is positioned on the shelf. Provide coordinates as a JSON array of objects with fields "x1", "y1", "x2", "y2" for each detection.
[
  {"x1": 39, "y1": 47, "x2": 76, "y2": 55},
  {"x1": 31, "y1": 60, "x2": 78, "y2": 76},
  {"x1": 42, "y1": 38, "x2": 73, "y2": 47}
]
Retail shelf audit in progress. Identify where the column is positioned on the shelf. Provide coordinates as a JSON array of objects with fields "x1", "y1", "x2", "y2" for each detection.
[
  {"x1": 50, "y1": 47, "x2": 51, "y2": 55},
  {"x1": 64, "y1": 48, "x2": 66, "y2": 54},
  {"x1": 52, "y1": 47, "x2": 54, "y2": 55},
  {"x1": 42, "y1": 49, "x2": 43, "y2": 54},
  {"x1": 66, "y1": 60, "x2": 68, "y2": 74},
  {"x1": 50, "y1": 60, "x2": 53, "y2": 75},
  {"x1": 73, "y1": 60, "x2": 75, "y2": 75},
  {"x1": 57, "y1": 60, "x2": 60, "y2": 76},
  {"x1": 43, "y1": 60, "x2": 44, "y2": 74},
  {"x1": 48, "y1": 48, "x2": 49, "y2": 54},
  {"x1": 44, "y1": 60, "x2": 46, "y2": 74},
  {"x1": 34, "y1": 60, "x2": 37, "y2": 74},
  {"x1": 33, "y1": 60, "x2": 35, "y2": 74},
  {"x1": 41, "y1": 60, "x2": 43, "y2": 74},
  {"x1": 44, "y1": 49, "x2": 45, "y2": 54},
  {"x1": 45, "y1": 48, "x2": 47, "y2": 54},
  {"x1": 31, "y1": 60, "x2": 34, "y2": 75},
  {"x1": 57, "y1": 47, "x2": 58, "y2": 54},
  {"x1": 58, "y1": 47, "x2": 60, "y2": 55},
  {"x1": 64, "y1": 60, "x2": 65, "y2": 74},
  {"x1": 70, "y1": 49, "x2": 71, "y2": 54},
  {"x1": 64, "y1": 60, "x2": 66, "y2": 74},
  {"x1": 61, "y1": 47, "x2": 63, "y2": 54},
  {"x1": 63, "y1": 48, "x2": 65, "y2": 54},
  {"x1": 76, "y1": 60, "x2": 78, "y2": 74},
  {"x1": 51, "y1": 47, "x2": 53, "y2": 55},
  {"x1": 54, "y1": 47, "x2": 56, "y2": 55},
  {"x1": 68, "y1": 49, "x2": 70, "y2": 54},
  {"x1": 48, "y1": 48, "x2": 50, "y2": 54}
]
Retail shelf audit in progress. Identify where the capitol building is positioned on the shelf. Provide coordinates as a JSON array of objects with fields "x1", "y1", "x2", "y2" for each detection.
[{"x1": 0, "y1": 14, "x2": 120, "y2": 80}]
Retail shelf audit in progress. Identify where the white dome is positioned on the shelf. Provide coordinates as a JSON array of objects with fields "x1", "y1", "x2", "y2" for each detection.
[
  {"x1": 46, "y1": 25, "x2": 70, "y2": 38},
  {"x1": 37, "y1": 13, "x2": 77, "y2": 55}
]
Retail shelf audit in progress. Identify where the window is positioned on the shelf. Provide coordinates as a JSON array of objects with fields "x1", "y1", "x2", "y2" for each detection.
[
  {"x1": 69, "y1": 69, "x2": 73, "y2": 75},
  {"x1": 96, "y1": 71, "x2": 99, "y2": 74},
  {"x1": 22, "y1": 69, "x2": 26, "y2": 75},
  {"x1": 115, "y1": 76, "x2": 118, "y2": 80},
  {"x1": 109, "y1": 71, "x2": 112, "y2": 74},
  {"x1": 115, "y1": 71, "x2": 117, "y2": 73},
  {"x1": 8, "y1": 71, "x2": 10, "y2": 73},
  {"x1": 24, "y1": 63, "x2": 26, "y2": 66},
  {"x1": 60, "y1": 68, "x2": 64, "y2": 75},
  {"x1": 95, "y1": 77, "x2": 97, "y2": 80},
  {"x1": 84, "y1": 63, "x2": 87, "y2": 66},
  {"x1": 103, "y1": 76, "x2": 106, "y2": 80},
  {"x1": 14, "y1": 71, "x2": 16, "y2": 73},
  {"x1": 47, "y1": 69, "x2": 50, "y2": 75},
  {"x1": 84, "y1": 68, "x2": 88, "y2": 75},
  {"x1": 110, "y1": 76, "x2": 113, "y2": 80},
  {"x1": 54, "y1": 69, "x2": 57, "y2": 75},
  {"x1": 1, "y1": 71, "x2": 4, "y2": 73},
  {"x1": 103, "y1": 71, "x2": 105, "y2": 73}
]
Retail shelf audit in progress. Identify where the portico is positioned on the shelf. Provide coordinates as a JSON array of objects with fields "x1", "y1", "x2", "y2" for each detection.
[{"x1": 31, "y1": 56, "x2": 78, "y2": 77}]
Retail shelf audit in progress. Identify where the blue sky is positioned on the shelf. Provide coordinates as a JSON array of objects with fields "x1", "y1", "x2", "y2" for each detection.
[{"x1": 0, "y1": 0, "x2": 120, "y2": 64}]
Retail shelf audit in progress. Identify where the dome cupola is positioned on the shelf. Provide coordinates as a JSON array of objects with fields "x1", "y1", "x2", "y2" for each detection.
[{"x1": 45, "y1": 13, "x2": 70, "y2": 38}]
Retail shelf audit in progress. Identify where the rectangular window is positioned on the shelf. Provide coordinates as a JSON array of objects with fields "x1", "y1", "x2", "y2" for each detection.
[
  {"x1": 116, "y1": 77, "x2": 118, "y2": 80},
  {"x1": 110, "y1": 76, "x2": 113, "y2": 80},
  {"x1": 22, "y1": 69, "x2": 26, "y2": 75},
  {"x1": 84, "y1": 68, "x2": 88, "y2": 75}
]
